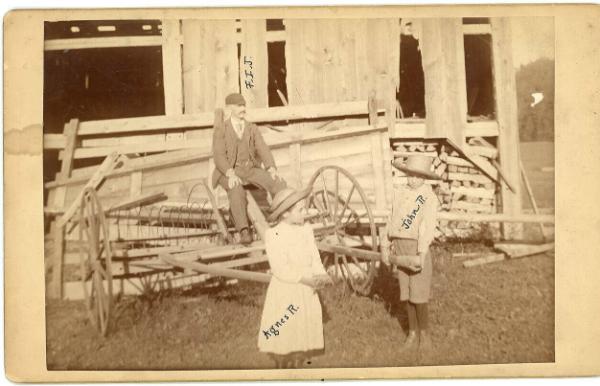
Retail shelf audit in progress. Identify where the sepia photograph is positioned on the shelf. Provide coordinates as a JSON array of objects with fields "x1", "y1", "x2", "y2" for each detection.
[
  {"x1": 40, "y1": 14, "x2": 556, "y2": 370},
  {"x1": 4, "y1": 4, "x2": 600, "y2": 382}
]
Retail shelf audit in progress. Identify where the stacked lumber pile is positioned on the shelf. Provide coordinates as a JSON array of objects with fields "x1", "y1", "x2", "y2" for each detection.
[{"x1": 390, "y1": 137, "x2": 501, "y2": 239}]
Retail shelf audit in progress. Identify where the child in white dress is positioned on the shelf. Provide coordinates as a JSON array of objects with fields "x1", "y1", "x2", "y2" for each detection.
[{"x1": 258, "y1": 188, "x2": 332, "y2": 368}]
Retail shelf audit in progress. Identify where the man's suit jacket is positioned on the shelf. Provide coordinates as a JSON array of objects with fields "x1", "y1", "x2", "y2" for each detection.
[{"x1": 211, "y1": 119, "x2": 277, "y2": 188}]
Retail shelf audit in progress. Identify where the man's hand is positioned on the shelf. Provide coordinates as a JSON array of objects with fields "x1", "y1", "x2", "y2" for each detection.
[
  {"x1": 228, "y1": 175, "x2": 242, "y2": 189},
  {"x1": 267, "y1": 167, "x2": 281, "y2": 181},
  {"x1": 226, "y1": 169, "x2": 242, "y2": 189}
]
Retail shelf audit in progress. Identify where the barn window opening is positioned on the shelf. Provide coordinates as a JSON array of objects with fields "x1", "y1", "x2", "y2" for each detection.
[
  {"x1": 462, "y1": 17, "x2": 490, "y2": 24},
  {"x1": 267, "y1": 41, "x2": 288, "y2": 107},
  {"x1": 462, "y1": 18, "x2": 495, "y2": 120},
  {"x1": 43, "y1": 20, "x2": 165, "y2": 186},
  {"x1": 397, "y1": 23, "x2": 426, "y2": 118},
  {"x1": 44, "y1": 19, "x2": 161, "y2": 39},
  {"x1": 266, "y1": 19, "x2": 285, "y2": 31},
  {"x1": 237, "y1": 42, "x2": 242, "y2": 93}
]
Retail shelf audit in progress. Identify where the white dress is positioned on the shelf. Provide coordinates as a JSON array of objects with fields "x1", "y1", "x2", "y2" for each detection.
[{"x1": 257, "y1": 222, "x2": 328, "y2": 355}]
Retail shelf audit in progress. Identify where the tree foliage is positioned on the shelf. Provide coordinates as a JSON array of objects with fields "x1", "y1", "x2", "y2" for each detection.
[{"x1": 516, "y1": 58, "x2": 555, "y2": 141}]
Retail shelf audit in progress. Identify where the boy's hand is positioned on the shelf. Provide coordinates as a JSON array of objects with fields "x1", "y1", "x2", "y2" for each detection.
[{"x1": 406, "y1": 252, "x2": 426, "y2": 272}]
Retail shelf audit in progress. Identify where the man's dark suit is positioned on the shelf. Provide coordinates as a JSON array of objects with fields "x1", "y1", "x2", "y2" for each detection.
[{"x1": 212, "y1": 119, "x2": 286, "y2": 230}]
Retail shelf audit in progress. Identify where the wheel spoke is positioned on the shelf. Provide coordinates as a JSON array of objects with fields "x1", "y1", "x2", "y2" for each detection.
[
  {"x1": 323, "y1": 254, "x2": 332, "y2": 268},
  {"x1": 340, "y1": 256, "x2": 356, "y2": 287},
  {"x1": 338, "y1": 184, "x2": 355, "y2": 225},
  {"x1": 319, "y1": 172, "x2": 334, "y2": 222},
  {"x1": 348, "y1": 255, "x2": 369, "y2": 276},
  {"x1": 343, "y1": 210, "x2": 358, "y2": 228},
  {"x1": 333, "y1": 170, "x2": 339, "y2": 224}
]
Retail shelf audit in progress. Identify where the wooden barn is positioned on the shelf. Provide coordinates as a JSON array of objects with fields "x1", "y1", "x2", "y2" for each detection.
[{"x1": 42, "y1": 17, "x2": 549, "y2": 300}]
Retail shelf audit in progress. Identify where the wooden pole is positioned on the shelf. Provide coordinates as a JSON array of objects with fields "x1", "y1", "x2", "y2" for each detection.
[
  {"x1": 161, "y1": 254, "x2": 272, "y2": 283},
  {"x1": 239, "y1": 19, "x2": 269, "y2": 108},
  {"x1": 462, "y1": 253, "x2": 506, "y2": 268},
  {"x1": 491, "y1": 18, "x2": 523, "y2": 240},
  {"x1": 494, "y1": 242, "x2": 554, "y2": 259},
  {"x1": 48, "y1": 119, "x2": 79, "y2": 299},
  {"x1": 289, "y1": 142, "x2": 302, "y2": 189},
  {"x1": 161, "y1": 19, "x2": 183, "y2": 116},
  {"x1": 368, "y1": 92, "x2": 386, "y2": 211},
  {"x1": 246, "y1": 193, "x2": 269, "y2": 240},
  {"x1": 420, "y1": 18, "x2": 468, "y2": 147},
  {"x1": 519, "y1": 159, "x2": 550, "y2": 241},
  {"x1": 369, "y1": 208, "x2": 554, "y2": 224},
  {"x1": 382, "y1": 77, "x2": 395, "y2": 205}
]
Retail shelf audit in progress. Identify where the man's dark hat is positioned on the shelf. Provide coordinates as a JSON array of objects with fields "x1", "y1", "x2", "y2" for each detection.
[{"x1": 225, "y1": 93, "x2": 246, "y2": 106}]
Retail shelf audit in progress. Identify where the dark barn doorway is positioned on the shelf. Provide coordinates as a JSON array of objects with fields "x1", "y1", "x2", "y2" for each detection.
[{"x1": 43, "y1": 20, "x2": 166, "y2": 204}]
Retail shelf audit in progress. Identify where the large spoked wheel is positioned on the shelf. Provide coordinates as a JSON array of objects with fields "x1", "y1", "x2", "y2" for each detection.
[
  {"x1": 306, "y1": 166, "x2": 378, "y2": 295},
  {"x1": 78, "y1": 188, "x2": 113, "y2": 336}
]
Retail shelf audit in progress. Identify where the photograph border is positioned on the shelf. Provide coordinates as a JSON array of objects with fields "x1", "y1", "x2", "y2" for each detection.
[{"x1": 4, "y1": 4, "x2": 600, "y2": 381}]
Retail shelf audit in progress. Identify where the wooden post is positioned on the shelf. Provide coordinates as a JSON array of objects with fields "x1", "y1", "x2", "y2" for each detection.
[
  {"x1": 182, "y1": 20, "x2": 203, "y2": 113},
  {"x1": 129, "y1": 171, "x2": 143, "y2": 197},
  {"x1": 239, "y1": 19, "x2": 269, "y2": 108},
  {"x1": 58, "y1": 119, "x2": 79, "y2": 180},
  {"x1": 48, "y1": 118, "x2": 79, "y2": 299},
  {"x1": 382, "y1": 76, "x2": 396, "y2": 205},
  {"x1": 379, "y1": 225, "x2": 390, "y2": 265},
  {"x1": 161, "y1": 19, "x2": 183, "y2": 115},
  {"x1": 289, "y1": 142, "x2": 302, "y2": 189},
  {"x1": 520, "y1": 160, "x2": 549, "y2": 241},
  {"x1": 368, "y1": 92, "x2": 386, "y2": 211},
  {"x1": 420, "y1": 18, "x2": 468, "y2": 147},
  {"x1": 207, "y1": 108, "x2": 225, "y2": 207},
  {"x1": 491, "y1": 18, "x2": 523, "y2": 239}
]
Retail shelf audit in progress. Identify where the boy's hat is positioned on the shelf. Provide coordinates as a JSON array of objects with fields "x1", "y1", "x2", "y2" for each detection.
[
  {"x1": 225, "y1": 93, "x2": 246, "y2": 106},
  {"x1": 392, "y1": 154, "x2": 441, "y2": 180},
  {"x1": 268, "y1": 187, "x2": 310, "y2": 222}
]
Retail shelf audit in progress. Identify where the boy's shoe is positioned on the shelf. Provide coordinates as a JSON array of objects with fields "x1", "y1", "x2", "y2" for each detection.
[
  {"x1": 401, "y1": 330, "x2": 418, "y2": 351},
  {"x1": 419, "y1": 330, "x2": 433, "y2": 352},
  {"x1": 240, "y1": 228, "x2": 253, "y2": 245}
]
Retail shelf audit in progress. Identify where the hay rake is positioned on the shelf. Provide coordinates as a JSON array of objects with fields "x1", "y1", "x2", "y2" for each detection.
[{"x1": 77, "y1": 166, "x2": 406, "y2": 336}]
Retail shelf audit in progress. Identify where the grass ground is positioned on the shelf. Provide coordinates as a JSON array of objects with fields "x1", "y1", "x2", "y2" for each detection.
[{"x1": 46, "y1": 243, "x2": 554, "y2": 370}]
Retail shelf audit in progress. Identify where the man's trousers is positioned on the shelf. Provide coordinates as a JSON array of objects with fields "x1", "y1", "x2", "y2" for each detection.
[{"x1": 217, "y1": 167, "x2": 287, "y2": 230}]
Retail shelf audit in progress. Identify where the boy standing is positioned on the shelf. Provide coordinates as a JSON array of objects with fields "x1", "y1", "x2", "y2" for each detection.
[{"x1": 387, "y1": 154, "x2": 440, "y2": 352}]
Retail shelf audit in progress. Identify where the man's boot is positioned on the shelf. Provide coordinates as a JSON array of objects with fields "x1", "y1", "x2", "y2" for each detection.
[{"x1": 239, "y1": 228, "x2": 253, "y2": 245}]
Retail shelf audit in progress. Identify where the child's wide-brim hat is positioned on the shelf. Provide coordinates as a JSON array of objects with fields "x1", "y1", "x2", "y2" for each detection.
[
  {"x1": 392, "y1": 154, "x2": 441, "y2": 180},
  {"x1": 268, "y1": 187, "x2": 310, "y2": 222}
]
